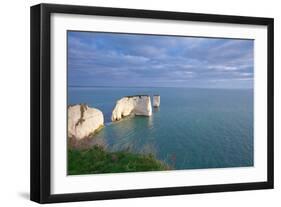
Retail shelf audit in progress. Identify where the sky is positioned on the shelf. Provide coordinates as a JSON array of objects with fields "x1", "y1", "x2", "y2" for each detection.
[{"x1": 68, "y1": 31, "x2": 254, "y2": 89}]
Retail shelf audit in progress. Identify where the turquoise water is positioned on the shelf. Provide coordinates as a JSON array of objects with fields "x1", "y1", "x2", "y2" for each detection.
[{"x1": 68, "y1": 87, "x2": 253, "y2": 170}]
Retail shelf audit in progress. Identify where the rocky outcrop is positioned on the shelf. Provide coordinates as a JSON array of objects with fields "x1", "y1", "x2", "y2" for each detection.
[
  {"x1": 68, "y1": 104, "x2": 104, "y2": 140},
  {"x1": 111, "y1": 95, "x2": 152, "y2": 121},
  {"x1": 153, "y1": 95, "x2": 160, "y2": 107}
]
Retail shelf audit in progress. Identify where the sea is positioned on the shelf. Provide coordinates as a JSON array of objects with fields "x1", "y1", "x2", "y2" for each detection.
[{"x1": 68, "y1": 86, "x2": 254, "y2": 170}]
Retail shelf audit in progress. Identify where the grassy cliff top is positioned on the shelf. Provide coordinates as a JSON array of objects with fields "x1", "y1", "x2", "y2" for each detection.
[{"x1": 68, "y1": 146, "x2": 170, "y2": 175}]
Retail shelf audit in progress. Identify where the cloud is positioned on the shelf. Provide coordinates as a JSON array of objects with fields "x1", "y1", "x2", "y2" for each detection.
[
  {"x1": 68, "y1": 31, "x2": 254, "y2": 88},
  {"x1": 207, "y1": 65, "x2": 238, "y2": 71}
]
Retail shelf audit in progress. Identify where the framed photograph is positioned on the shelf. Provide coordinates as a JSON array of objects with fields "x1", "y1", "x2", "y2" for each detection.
[{"x1": 30, "y1": 3, "x2": 274, "y2": 203}]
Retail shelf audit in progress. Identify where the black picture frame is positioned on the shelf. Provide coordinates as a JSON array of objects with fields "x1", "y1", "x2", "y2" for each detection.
[{"x1": 30, "y1": 3, "x2": 274, "y2": 204}]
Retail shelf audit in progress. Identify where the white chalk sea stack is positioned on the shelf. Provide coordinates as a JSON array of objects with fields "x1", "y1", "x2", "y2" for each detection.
[
  {"x1": 68, "y1": 104, "x2": 104, "y2": 140},
  {"x1": 111, "y1": 95, "x2": 152, "y2": 121},
  {"x1": 153, "y1": 95, "x2": 160, "y2": 107}
]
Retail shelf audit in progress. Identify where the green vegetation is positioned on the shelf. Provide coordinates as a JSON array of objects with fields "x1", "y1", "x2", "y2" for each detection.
[
  {"x1": 75, "y1": 104, "x2": 87, "y2": 127},
  {"x1": 68, "y1": 146, "x2": 170, "y2": 175}
]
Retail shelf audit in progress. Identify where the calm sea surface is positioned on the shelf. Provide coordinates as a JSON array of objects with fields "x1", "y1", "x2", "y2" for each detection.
[{"x1": 68, "y1": 87, "x2": 253, "y2": 170}]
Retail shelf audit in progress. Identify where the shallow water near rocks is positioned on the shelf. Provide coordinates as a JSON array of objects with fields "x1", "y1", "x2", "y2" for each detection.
[{"x1": 68, "y1": 87, "x2": 253, "y2": 170}]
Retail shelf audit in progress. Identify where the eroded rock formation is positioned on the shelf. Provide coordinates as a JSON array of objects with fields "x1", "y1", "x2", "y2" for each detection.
[
  {"x1": 68, "y1": 104, "x2": 104, "y2": 140},
  {"x1": 111, "y1": 95, "x2": 152, "y2": 121},
  {"x1": 153, "y1": 95, "x2": 160, "y2": 107}
]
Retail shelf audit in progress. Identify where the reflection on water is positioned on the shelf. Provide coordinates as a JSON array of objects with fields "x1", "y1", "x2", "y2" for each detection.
[
  {"x1": 153, "y1": 107, "x2": 160, "y2": 113},
  {"x1": 146, "y1": 116, "x2": 154, "y2": 129},
  {"x1": 84, "y1": 115, "x2": 158, "y2": 157}
]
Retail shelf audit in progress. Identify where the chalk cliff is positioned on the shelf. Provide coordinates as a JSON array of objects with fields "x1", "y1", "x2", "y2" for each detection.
[
  {"x1": 111, "y1": 95, "x2": 152, "y2": 121},
  {"x1": 68, "y1": 104, "x2": 104, "y2": 140},
  {"x1": 153, "y1": 95, "x2": 160, "y2": 107}
]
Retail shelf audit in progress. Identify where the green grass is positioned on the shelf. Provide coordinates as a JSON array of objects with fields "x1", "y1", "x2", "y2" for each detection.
[{"x1": 68, "y1": 146, "x2": 170, "y2": 175}]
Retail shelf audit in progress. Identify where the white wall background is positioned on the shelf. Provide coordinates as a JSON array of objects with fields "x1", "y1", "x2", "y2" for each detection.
[{"x1": 0, "y1": 0, "x2": 279, "y2": 206}]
